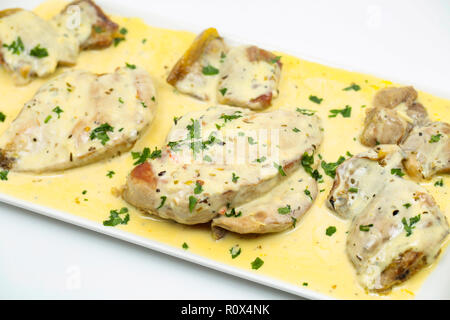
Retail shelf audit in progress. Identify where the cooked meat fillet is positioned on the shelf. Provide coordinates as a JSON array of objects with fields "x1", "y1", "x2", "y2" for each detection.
[
  {"x1": 0, "y1": 1, "x2": 119, "y2": 84},
  {"x1": 167, "y1": 28, "x2": 228, "y2": 101},
  {"x1": 327, "y1": 145, "x2": 449, "y2": 291},
  {"x1": 51, "y1": 0, "x2": 120, "y2": 50},
  {"x1": 123, "y1": 105, "x2": 323, "y2": 233},
  {"x1": 401, "y1": 122, "x2": 450, "y2": 179},
  {"x1": 360, "y1": 86, "x2": 429, "y2": 147},
  {"x1": 217, "y1": 45, "x2": 282, "y2": 110},
  {"x1": 0, "y1": 9, "x2": 79, "y2": 84},
  {"x1": 373, "y1": 86, "x2": 418, "y2": 109},
  {"x1": 0, "y1": 67, "x2": 156, "y2": 172}
]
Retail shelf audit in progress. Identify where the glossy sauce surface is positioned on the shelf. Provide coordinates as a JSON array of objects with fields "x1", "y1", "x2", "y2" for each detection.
[{"x1": 0, "y1": 0, "x2": 448, "y2": 299}]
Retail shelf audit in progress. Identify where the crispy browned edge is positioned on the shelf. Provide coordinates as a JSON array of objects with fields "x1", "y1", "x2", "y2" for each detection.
[
  {"x1": 376, "y1": 250, "x2": 428, "y2": 293},
  {"x1": 166, "y1": 27, "x2": 221, "y2": 86},
  {"x1": 62, "y1": 0, "x2": 120, "y2": 49}
]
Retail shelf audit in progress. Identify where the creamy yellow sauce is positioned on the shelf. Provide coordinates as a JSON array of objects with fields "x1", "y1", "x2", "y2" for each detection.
[{"x1": 0, "y1": 0, "x2": 448, "y2": 299}]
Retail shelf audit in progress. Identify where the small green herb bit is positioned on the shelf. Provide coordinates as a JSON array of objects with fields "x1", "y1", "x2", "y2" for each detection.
[
  {"x1": 301, "y1": 152, "x2": 322, "y2": 181},
  {"x1": 251, "y1": 257, "x2": 264, "y2": 270},
  {"x1": 343, "y1": 83, "x2": 361, "y2": 91},
  {"x1": 44, "y1": 115, "x2": 52, "y2": 123},
  {"x1": 188, "y1": 196, "x2": 197, "y2": 212},
  {"x1": 157, "y1": 196, "x2": 167, "y2": 209},
  {"x1": 29, "y1": 44, "x2": 48, "y2": 58},
  {"x1": 278, "y1": 205, "x2": 291, "y2": 215},
  {"x1": 270, "y1": 56, "x2": 281, "y2": 64},
  {"x1": 348, "y1": 187, "x2": 358, "y2": 193},
  {"x1": 52, "y1": 106, "x2": 63, "y2": 118},
  {"x1": 326, "y1": 226, "x2": 336, "y2": 236},
  {"x1": 219, "y1": 88, "x2": 227, "y2": 96},
  {"x1": 220, "y1": 111, "x2": 242, "y2": 122},
  {"x1": 103, "y1": 207, "x2": 129, "y2": 226},
  {"x1": 329, "y1": 105, "x2": 351, "y2": 118},
  {"x1": 106, "y1": 170, "x2": 115, "y2": 178},
  {"x1": 182, "y1": 242, "x2": 189, "y2": 250},
  {"x1": 296, "y1": 108, "x2": 316, "y2": 116},
  {"x1": 321, "y1": 156, "x2": 345, "y2": 178},
  {"x1": 224, "y1": 208, "x2": 242, "y2": 218},
  {"x1": 232, "y1": 172, "x2": 239, "y2": 183},
  {"x1": 125, "y1": 62, "x2": 136, "y2": 69},
  {"x1": 403, "y1": 203, "x2": 412, "y2": 209},
  {"x1": 131, "y1": 147, "x2": 161, "y2": 165},
  {"x1": 247, "y1": 137, "x2": 257, "y2": 145},
  {"x1": 94, "y1": 26, "x2": 103, "y2": 33},
  {"x1": 194, "y1": 181, "x2": 203, "y2": 194},
  {"x1": 304, "y1": 189, "x2": 312, "y2": 200},
  {"x1": 90, "y1": 123, "x2": 114, "y2": 145},
  {"x1": 359, "y1": 224, "x2": 373, "y2": 232},
  {"x1": 0, "y1": 170, "x2": 9, "y2": 181},
  {"x1": 309, "y1": 95, "x2": 323, "y2": 104},
  {"x1": 119, "y1": 27, "x2": 128, "y2": 35},
  {"x1": 273, "y1": 162, "x2": 286, "y2": 176},
  {"x1": 429, "y1": 133, "x2": 442, "y2": 143},
  {"x1": 434, "y1": 179, "x2": 444, "y2": 187},
  {"x1": 202, "y1": 65, "x2": 219, "y2": 75},
  {"x1": 402, "y1": 214, "x2": 421, "y2": 237},
  {"x1": 391, "y1": 168, "x2": 405, "y2": 177},
  {"x1": 3, "y1": 37, "x2": 24, "y2": 55},
  {"x1": 229, "y1": 245, "x2": 241, "y2": 259},
  {"x1": 0, "y1": 112, "x2": 6, "y2": 122}
]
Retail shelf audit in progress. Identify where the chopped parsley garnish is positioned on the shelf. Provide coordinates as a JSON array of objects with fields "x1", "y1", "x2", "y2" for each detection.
[
  {"x1": 273, "y1": 162, "x2": 286, "y2": 176},
  {"x1": 296, "y1": 108, "x2": 316, "y2": 116},
  {"x1": 188, "y1": 196, "x2": 197, "y2": 212},
  {"x1": 309, "y1": 95, "x2": 323, "y2": 104},
  {"x1": 251, "y1": 257, "x2": 264, "y2": 270},
  {"x1": 0, "y1": 112, "x2": 5, "y2": 122},
  {"x1": 329, "y1": 105, "x2": 352, "y2": 118},
  {"x1": 90, "y1": 123, "x2": 114, "y2": 145},
  {"x1": 82, "y1": 190, "x2": 87, "y2": 195},
  {"x1": 219, "y1": 88, "x2": 227, "y2": 96},
  {"x1": 125, "y1": 62, "x2": 136, "y2": 69},
  {"x1": 293, "y1": 127, "x2": 301, "y2": 133},
  {"x1": 187, "y1": 118, "x2": 201, "y2": 155},
  {"x1": 202, "y1": 65, "x2": 219, "y2": 75},
  {"x1": 94, "y1": 26, "x2": 103, "y2": 33},
  {"x1": 270, "y1": 56, "x2": 281, "y2": 64},
  {"x1": 182, "y1": 242, "x2": 189, "y2": 250},
  {"x1": 402, "y1": 215, "x2": 421, "y2": 237},
  {"x1": 106, "y1": 170, "x2": 115, "y2": 178},
  {"x1": 2, "y1": 37, "x2": 24, "y2": 55},
  {"x1": 168, "y1": 141, "x2": 181, "y2": 151},
  {"x1": 119, "y1": 27, "x2": 128, "y2": 35},
  {"x1": 229, "y1": 245, "x2": 241, "y2": 259},
  {"x1": 346, "y1": 151, "x2": 353, "y2": 157},
  {"x1": 220, "y1": 52, "x2": 226, "y2": 62},
  {"x1": 348, "y1": 187, "x2": 358, "y2": 193},
  {"x1": 434, "y1": 179, "x2": 444, "y2": 187},
  {"x1": 278, "y1": 205, "x2": 291, "y2": 215},
  {"x1": 321, "y1": 156, "x2": 345, "y2": 178},
  {"x1": 203, "y1": 155, "x2": 212, "y2": 162},
  {"x1": 304, "y1": 189, "x2": 313, "y2": 200},
  {"x1": 157, "y1": 196, "x2": 167, "y2": 209},
  {"x1": 29, "y1": 44, "x2": 48, "y2": 58},
  {"x1": 220, "y1": 111, "x2": 242, "y2": 123},
  {"x1": 113, "y1": 37, "x2": 125, "y2": 47},
  {"x1": 301, "y1": 152, "x2": 322, "y2": 181},
  {"x1": 103, "y1": 207, "x2": 129, "y2": 226},
  {"x1": 173, "y1": 116, "x2": 181, "y2": 125},
  {"x1": 194, "y1": 181, "x2": 203, "y2": 194},
  {"x1": 52, "y1": 106, "x2": 63, "y2": 118},
  {"x1": 141, "y1": 102, "x2": 147, "y2": 108},
  {"x1": 225, "y1": 208, "x2": 242, "y2": 218},
  {"x1": 0, "y1": 170, "x2": 8, "y2": 181},
  {"x1": 118, "y1": 97, "x2": 124, "y2": 104},
  {"x1": 44, "y1": 115, "x2": 52, "y2": 124},
  {"x1": 302, "y1": 282, "x2": 308, "y2": 286},
  {"x1": 131, "y1": 147, "x2": 161, "y2": 165},
  {"x1": 403, "y1": 203, "x2": 412, "y2": 209},
  {"x1": 255, "y1": 156, "x2": 266, "y2": 163},
  {"x1": 359, "y1": 224, "x2": 373, "y2": 232},
  {"x1": 291, "y1": 217, "x2": 297, "y2": 228},
  {"x1": 429, "y1": 133, "x2": 442, "y2": 143},
  {"x1": 391, "y1": 168, "x2": 405, "y2": 177},
  {"x1": 343, "y1": 83, "x2": 361, "y2": 91},
  {"x1": 326, "y1": 226, "x2": 336, "y2": 236},
  {"x1": 232, "y1": 172, "x2": 239, "y2": 183},
  {"x1": 247, "y1": 137, "x2": 257, "y2": 145}
]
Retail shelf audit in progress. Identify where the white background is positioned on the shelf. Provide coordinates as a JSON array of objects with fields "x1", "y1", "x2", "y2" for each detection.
[{"x1": 0, "y1": 0, "x2": 449, "y2": 299}]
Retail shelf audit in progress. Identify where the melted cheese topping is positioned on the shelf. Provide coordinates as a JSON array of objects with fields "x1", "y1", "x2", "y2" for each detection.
[{"x1": 0, "y1": 0, "x2": 449, "y2": 299}]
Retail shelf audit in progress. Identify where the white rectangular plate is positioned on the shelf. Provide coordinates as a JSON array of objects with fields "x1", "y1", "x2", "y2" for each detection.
[{"x1": 1, "y1": 0, "x2": 449, "y2": 299}]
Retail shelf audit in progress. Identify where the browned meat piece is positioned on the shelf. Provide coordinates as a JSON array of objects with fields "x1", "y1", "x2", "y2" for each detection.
[
  {"x1": 360, "y1": 86, "x2": 429, "y2": 147},
  {"x1": 401, "y1": 122, "x2": 450, "y2": 179},
  {"x1": 373, "y1": 86, "x2": 418, "y2": 109},
  {"x1": 167, "y1": 28, "x2": 228, "y2": 101},
  {"x1": 52, "y1": 0, "x2": 120, "y2": 50}
]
